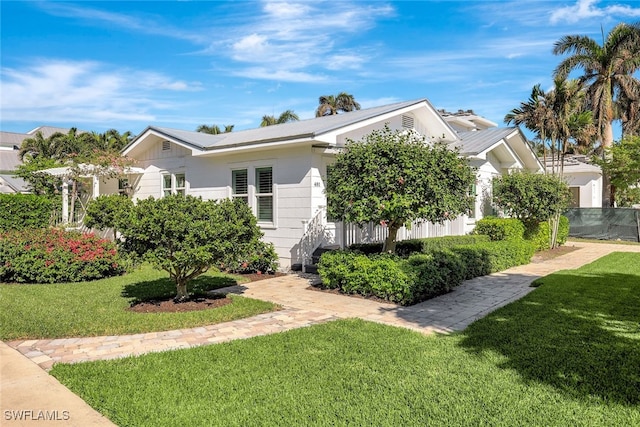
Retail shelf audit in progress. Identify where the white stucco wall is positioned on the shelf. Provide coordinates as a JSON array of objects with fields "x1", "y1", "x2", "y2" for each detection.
[
  {"x1": 564, "y1": 171, "x2": 603, "y2": 208},
  {"x1": 130, "y1": 140, "x2": 320, "y2": 269}
]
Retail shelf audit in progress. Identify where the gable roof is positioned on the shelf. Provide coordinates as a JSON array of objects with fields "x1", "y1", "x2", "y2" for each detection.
[
  {"x1": 123, "y1": 99, "x2": 459, "y2": 156},
  {"x1": 458, "y1": 127, "x2": 543, "y2": 172}
]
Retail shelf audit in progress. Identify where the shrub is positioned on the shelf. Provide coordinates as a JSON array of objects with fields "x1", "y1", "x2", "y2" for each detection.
[
  {"x1": 405, "y1": 250, "x2": 465, "y2": 304},
  {"x1": 227, "y1": 241, "x2": 279, "y2": 274},
  {"x1": 453, "y1": 240, "x2": 535, "y2": 274},
  {"x1": 317, "y1": 251, "x2": 412, "y2": 303},
  {"x1": 0, "y1": 228, "x2": 124, "y2": 283},
  {"x1": 396, "y1": 235, "x2": 491, "y2": 256},
  {"x1": 0, "y1": 194, "x2": 54, "y2": 232},
  {"x1": 84, "y1": 195, "x2": 134, "y2": 240},
  {"x1": 348, "y1": 242, "x2": 384, "y2": 255},
  {"x1": 473, "y1": 217, "x2": 525, "y2": 241},
  {"x1": 523, "y1": 216, "x2": 570, "y2": 251}
]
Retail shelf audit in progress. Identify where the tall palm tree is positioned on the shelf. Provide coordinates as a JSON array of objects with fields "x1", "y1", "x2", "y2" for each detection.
[
  {"x1": 89, "y1": 129, "x2": 133, "y2": 152},
  {"x1": 505, "y1": 84, "x2": 553, "y2": 168},
  {"x1": 616, "y1": 92, "x2": 640, "y2": 137},
  {"x1": 196, "y1": 124, "x2": 234, "y2": 134},
  {"x1": 316, "y1": 92, "x2": 361, "y2": 117},
  {"x1": 18, "y1": 131, "x2": 54, "y2": 161},
  {"x1": 553, "y1": 22, "x2": 640, "y2": 149},
  {"x1": 260, "y1": 110, "x2": 299, "y2": 127}
]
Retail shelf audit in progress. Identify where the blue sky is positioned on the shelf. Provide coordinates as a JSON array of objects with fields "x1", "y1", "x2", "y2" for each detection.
[{"x1": 1, "y1": 0, "x2": 639, "y2": 137}]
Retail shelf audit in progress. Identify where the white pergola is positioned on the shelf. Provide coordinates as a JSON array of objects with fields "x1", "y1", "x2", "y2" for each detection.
[{"x1": 42, "y1": 163, "x2": 144, "y2": 224}]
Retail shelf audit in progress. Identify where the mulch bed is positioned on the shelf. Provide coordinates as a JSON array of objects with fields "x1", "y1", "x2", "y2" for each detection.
[
  {"x1": 531, "y1": 244, "x2": 579, "y2": 263},
  {"x1": 128, "y1": 272, "x2": 287, "y2": 313}
]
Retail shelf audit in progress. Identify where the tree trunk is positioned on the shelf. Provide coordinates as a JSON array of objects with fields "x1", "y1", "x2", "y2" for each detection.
[
  {"x1": 382, "y1": 222, "x2": 400, "y2": 253},
  {"x1": 602, "y1": 121, "x2": 615, "y2": 207},
  {"x1": 175, "y1": 281, "x2": 189, "y2": 302}
]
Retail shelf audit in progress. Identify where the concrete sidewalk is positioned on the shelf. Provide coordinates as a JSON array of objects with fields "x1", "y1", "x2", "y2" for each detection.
[
  {"x1": 2, "y1": 240, "x2": 640, "y2": 426},
  {"x1": 1, "y1": 342, "x2": 115, "y2": 426}
]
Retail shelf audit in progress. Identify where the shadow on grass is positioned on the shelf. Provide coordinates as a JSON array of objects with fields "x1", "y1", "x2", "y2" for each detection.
[
  {"x1": 458, "y1": 272, "x2": 640, "y2": 406},
  {"x1": 122, "y1": 275, "x2": 239, "y2": 303}
]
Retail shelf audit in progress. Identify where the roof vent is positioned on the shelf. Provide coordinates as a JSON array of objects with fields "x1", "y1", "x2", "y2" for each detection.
[
  {"x1": 162, "y1": 141, "x2": 171, "y2": 151},
  {"x1": 401, "y1": 115, "x2": 414, "y2": 129}
]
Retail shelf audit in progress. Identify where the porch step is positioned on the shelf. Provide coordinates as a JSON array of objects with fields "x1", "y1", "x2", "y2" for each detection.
[{"x1": 291, "y1": 246, "x2": 340, "y2": 274}]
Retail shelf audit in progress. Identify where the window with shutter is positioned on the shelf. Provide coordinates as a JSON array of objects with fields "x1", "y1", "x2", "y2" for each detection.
[
  {"x1": 232, "y1": 169, "x2": 249, "y2": 204},
  {"x1": 255, "y1": 167, "x2": 273, "y2": 222}
]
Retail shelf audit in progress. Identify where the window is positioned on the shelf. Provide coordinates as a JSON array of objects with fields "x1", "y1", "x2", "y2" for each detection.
[
  {"x1": 162, "y1": 173, "x2": 186, "y2": 197},
  {"x1": 255, "y1": 167, "x2": 273, "y2": 222},
  {"x1": 118, "y1": 178, "x2": 129, "y2": 197},
  {"x1": 232, "y1": 169, "x2": 248, "y2": 204}
]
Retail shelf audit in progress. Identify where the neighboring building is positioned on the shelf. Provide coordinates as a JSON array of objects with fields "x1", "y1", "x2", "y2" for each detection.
[
  {"x1": 0, "y1": 126, "x2": 75, "y2": 194},
  {"x1": 543, "y1": 155, "x2": 603, "y2": 208},
  {"x1": 101, "y1": 99, "x2": 543, "y2": 269},
  {"x1": 440, "y1": 109, "x2": 498, "y2": 132}
]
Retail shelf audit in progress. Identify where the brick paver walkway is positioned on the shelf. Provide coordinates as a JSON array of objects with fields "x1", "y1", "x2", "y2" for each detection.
[{"x1": 8, "y1": 241, "x2": 640, "y2": 371}]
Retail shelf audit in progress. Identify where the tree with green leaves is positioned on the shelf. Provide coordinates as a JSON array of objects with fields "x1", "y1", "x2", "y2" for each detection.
[
  {"x1": 326, "y1": 125, "x2": 475, "y2": 253},
  {"x1": 553, "y1": 22, "x2": 640, "y2": 150},
  {"x1": 260, "y1": 110, "x2": 299, "y2": 126},
  {"x1": 84, "y1": 194, "x2": 134, "y2": 240},
  {"x1": 492, "y1": 171, "x2": 571, "y2": 248},
  {"x1": 196, "y1": 124, "x2": 234, "y2": 134},
  {"x1": 594, "y1": 135, "x2": 640, "y2": 206},
  {"x1": 316, "y1": 92, "x2": 361, "y2": 117},
  {"x1": 119, "y1": 195, "x2": 265, "y2": 301}
]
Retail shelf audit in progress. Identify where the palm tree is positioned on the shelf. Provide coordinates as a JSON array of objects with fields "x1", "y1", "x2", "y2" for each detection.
[
  {"x1": 553, "y1": 22, "x2": 640, "y2": 150},
  {"x1": 260, "y1": 110, "x2": 299, "y2": 127},
  {"x1": 196, "y1": 124, "x2": 234, "y2": 134},
  {"x1": 91, "y1": 129, "x2": 133, "y2": 152},
  {"x1": 315, "y1": 92, "x2": 361, "y2": 117},
  {"x1": 18, "y1": 131, "x2": 54, "y2": 161},
  {"x1": 505, "y1": 84, "x2": 553, "y2": 169},
  {"x1": 616, "y1": 92, "x2": 640, "y2": 137}
]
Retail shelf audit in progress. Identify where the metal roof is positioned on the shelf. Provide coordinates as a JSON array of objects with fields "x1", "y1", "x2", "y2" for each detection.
[
  {"x1": 457, "y1": 128, "x2": 520, "y2": 155},
  {"x1": 127, "y1": 99, "x2": 441, "y2": 152}
]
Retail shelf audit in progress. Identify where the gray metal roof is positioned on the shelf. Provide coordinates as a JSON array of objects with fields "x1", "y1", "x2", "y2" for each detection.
[
  {"x1": 0, "y1": 150, "x2": 22, "y2": 172},
  {"x1": 129, "y1": 99, "x2": 434, "y2": 152},
  {"x1": 0, "y1": 131, "x2": 29, "y2": 148},
  {"x1": 0, "y1": 174, "x2": 28, "y2": 193},
  {"x1": 457, "y1": 128, "x2": 520, "y2": 155}
]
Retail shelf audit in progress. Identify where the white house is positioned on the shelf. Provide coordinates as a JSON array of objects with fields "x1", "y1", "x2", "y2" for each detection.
[
  {"x1": 543, "y1": 155, "x2": 603, "y2": 208},
  {"x1": 111, "y1": 99, "x2": 542, "y2": 269}
]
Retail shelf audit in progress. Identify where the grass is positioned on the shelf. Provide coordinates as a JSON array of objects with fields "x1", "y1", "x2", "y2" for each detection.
[
  {"x1": 568, "y1": 237, "x2": 640, "y2": 246},
  {"x1": 0, "y1": 265, "x2": 277, "y2": 340},
  {"x1": 50, "y1": 252, "x2": 640, "y2": 426}
]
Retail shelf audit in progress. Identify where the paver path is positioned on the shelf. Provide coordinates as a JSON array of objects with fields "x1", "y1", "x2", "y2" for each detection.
[{"x1": 8, "y1": 241, "x2": 640, "y2": 372}]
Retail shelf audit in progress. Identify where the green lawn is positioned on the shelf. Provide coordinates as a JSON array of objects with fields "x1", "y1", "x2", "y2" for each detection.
[
  {"x1": 0, "y1": 265, "x2": 277, "y2": 340},
  {"x1": 50, "y1": 252, "x2": 640, "y2": 426}
]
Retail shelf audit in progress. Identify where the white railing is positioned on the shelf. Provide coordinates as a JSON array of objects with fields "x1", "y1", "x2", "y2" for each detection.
[
  {"x1": 298, "y1": 206, "x2": 337, "y2": 271},
  {"x1": 340, "y1": 216, "x2": 466, "y2": 247}
]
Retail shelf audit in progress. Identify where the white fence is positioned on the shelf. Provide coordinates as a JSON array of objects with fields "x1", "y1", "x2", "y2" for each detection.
[{"x1": 339, "y1": 216, "x2": 466, "y2": 247}]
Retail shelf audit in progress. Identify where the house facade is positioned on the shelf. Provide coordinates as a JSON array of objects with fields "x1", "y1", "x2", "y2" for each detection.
[
  {"x1": 114, "y1": 99, "x2": 543, "y2": 269},
  {"x1": 543, "y1": 155, "x2": 603, "y2": 208}
]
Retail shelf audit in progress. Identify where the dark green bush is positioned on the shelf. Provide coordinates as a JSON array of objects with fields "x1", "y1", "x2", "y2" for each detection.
[
  {"x1": 523, "y1": 216, "x2": 570, "y2": 251},
  {"x1": 405, "y1": 250, "x2": 465, "y2": 304},
  {"x1": 397, "y1": 235, "x2": 491, "y2": 256},
  {"x1": 453, "y1": 240, "x2": 535, "y2": 274},
  {"x1": 0, "y1": 194, "x2": 54, "y2": 232},
  {"x1": 473, "y1": 217, "x2": 525, "y2": 241},
  {"x1": 0, "y1": 228, "x2": 124, "y2": 283},
  {"x1": 317, "y1": 251, "x2": 411, "y2": 303},
  {"x1": 84, "y1": 194, "x2": 134, "y2": 239},
  {"x1": 227, "y1": 241, "x2": 279, "y2": 274},
  {"x1": 319, "y1": 236, "x2": 534, "y2": 306},
  {"x1": 347, "y1": 242, "x2": 384, "y2": 254}
]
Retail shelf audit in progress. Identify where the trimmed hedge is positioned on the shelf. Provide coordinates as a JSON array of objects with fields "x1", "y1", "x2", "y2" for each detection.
[
  {"x1": 318, "y1": 239, "x2": 535, "y2": 306},
  {"x1": 397, "y1": 235, "x2": 491, "y2": 256},
  {"x1": 523, "y1": 216, "x2": 570, "y2": 251},
  {"x1": 0, "y1": 194, "x2": 54, "y2": 232},
  {"x1": 473, "y1": 217, "x2": 525, "y2": 241},
  {"x1": 0, "y1": 228, "x2": 124, "y2": 283},
  {"x1": 348, "y1": 235, "x2": 491, "y2": 257}
]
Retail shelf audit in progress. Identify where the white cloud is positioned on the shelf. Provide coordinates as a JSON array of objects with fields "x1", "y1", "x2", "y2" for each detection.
[
  {"x1": 550, "y1": 0, "x2": 640, "y2": 24},
  {"x1": 0, "y1": 60, "x2": 202, "y2": 124}
]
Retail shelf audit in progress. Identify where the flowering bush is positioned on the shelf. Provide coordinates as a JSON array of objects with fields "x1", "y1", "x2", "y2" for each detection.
[{"x1": 0, "y1": 228, "x2": 124, "y2": 283}]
